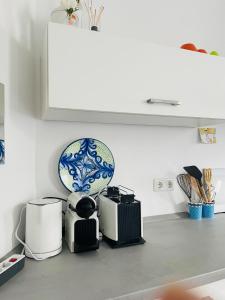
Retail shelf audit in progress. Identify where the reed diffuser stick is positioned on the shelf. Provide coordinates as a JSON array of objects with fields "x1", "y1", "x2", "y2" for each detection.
[
  {"x1": 84, "y1": 0, "x2": 92, "y2": 26},
  {"x1": 83, "y1": 1, "x2": 104, "y2": 31},
  {"x1": 96, "y1": 5, "x2": 104, "y2": 26},
  {"x1": 93, "y1": 8, "x2": 97, "y2": 25}
]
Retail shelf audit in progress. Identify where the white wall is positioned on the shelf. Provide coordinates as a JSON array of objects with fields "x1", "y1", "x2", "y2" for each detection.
[
  {"x1": 102, "y1": 0, "x2": 225, "y2": 55},
  {"x1": 0, "y1": 83, "x2": 4, "y2": 127},
  {"x1": 0, "y1": 126, "x2": 4, "y2": 139},
  {"x1": 36, "y1": 121, "x2": 225, "y2": 216},
  {"x1": 1, "y1": 0, "x2": 225, "y2": 257},
  {"x1": 37, "y1": 0, "x2": 225, "y2": 54},
  {"x1": 0, "y1": 1, "x2": 37, "y2": 257}
]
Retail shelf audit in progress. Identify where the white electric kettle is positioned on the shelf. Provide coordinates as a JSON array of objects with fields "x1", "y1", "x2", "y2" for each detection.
[{"x1": 25, "y1": 198, "x2": 62, "y2": 260}]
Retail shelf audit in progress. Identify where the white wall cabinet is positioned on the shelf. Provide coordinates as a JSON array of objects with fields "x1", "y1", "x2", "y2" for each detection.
[{"x1": 42, "y1": 22, "x2": 225, "y2": 127}]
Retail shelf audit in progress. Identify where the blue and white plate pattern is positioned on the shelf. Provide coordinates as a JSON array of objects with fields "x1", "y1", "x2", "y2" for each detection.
[
  {"x1": 58, "y1": 138, "x2": 115, "y2": 195},
  {"x1": 0, "y1": 140, "x2": 5, "y2": 164}
]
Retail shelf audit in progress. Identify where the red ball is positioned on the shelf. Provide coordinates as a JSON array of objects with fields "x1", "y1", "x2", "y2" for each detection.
[{"x1": 198, "y1": 49, "x2": 208, "y2": 54}]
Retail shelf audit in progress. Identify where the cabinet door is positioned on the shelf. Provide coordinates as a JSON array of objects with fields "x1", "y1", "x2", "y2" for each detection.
[{"x1": 47, "y1": 23, "x2": 225, "y2": 120}]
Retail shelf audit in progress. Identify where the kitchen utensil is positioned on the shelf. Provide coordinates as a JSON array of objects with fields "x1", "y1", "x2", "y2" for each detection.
[
  {"x1": 176, "y1": 174, "x2": 192, "y2": 201},
  {"x1": 177, "y1": 173, "x2": 202, "y2": 203},
  {"x1": 58, "y1": 138, "x2": 115, "y2": 195},
  {"x1": 190, "y1": 176, "x2": 202, "y2": 203},
  {"x1": 203, "y1": 169, "x2": 208, "y2": 198},
  {"x1": 184, "y1": 166, "x2": 202, "y2": 182},
  {"x1": 203, "y1": 168, "x2": 212, "y2": 202},
  {"x1": 183, "y1": 166, "x2": 208, "y2": 203}
]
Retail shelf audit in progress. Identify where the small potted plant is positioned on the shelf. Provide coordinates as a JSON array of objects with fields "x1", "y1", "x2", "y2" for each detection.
[{"x1": 51, "y1": 0, "x2": 81, "y2": 27}]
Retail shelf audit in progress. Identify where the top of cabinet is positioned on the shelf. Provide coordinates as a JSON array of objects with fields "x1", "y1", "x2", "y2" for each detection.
[{"x1": 48, "y1": 22, "x2": 224, "y2": 62}]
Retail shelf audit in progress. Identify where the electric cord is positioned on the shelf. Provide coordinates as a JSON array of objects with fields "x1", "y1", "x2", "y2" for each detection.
[
  {"x1": 94, "y1": 187, "x2": 107, "y2": 200},
  {"x1": 15, "y1": 206, "x2": 46, "y2": 261}
]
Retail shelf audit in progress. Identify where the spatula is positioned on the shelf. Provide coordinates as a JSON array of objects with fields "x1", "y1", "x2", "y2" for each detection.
[
  {"x1": 183, "y1": 166, "x2": 208, "y2": 202},
  {"x1": 183, "y1": 166, "x2": 202, "y2": 183},
  {"x1": 190, "y1": 176, "x2": 202, "y2": 203},
  {"x1": 203, "y1": 168, "x2": 213, "y2": 202}
]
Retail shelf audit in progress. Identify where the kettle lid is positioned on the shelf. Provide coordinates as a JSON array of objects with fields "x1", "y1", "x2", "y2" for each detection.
[{"x1": 28, "y1": 198, "x2": 61, "y2": 206}]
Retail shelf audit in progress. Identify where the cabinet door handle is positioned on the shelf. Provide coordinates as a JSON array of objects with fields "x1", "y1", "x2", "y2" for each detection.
[{"x1": 146, "y1": 99, "x2": 181, "y2": 106}]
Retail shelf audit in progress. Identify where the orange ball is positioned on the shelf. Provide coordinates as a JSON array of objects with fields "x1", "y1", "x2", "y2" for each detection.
[{"x1": 180, "y1": 43, "x2": 198, "y2": 51}]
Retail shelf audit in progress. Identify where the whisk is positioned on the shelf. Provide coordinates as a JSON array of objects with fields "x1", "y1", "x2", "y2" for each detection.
[
  {"x1": 177, "y1": 173, "x2": 206, "y2": 204},
  {"x1": 84, "y1": 0, "x2": 104, "y2": 31},
  {"x1": 177, "y1": 174, "x2": 192, "y2": 202}
]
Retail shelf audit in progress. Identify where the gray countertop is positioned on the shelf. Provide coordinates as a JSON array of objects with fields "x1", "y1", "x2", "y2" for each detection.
[{"x1": 2, "y1": 214, "x2": 225, "y2": 300}]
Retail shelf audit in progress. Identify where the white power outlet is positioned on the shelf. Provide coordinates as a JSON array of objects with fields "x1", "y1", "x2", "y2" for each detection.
[{"x1": 153, "y1": 178, "x2": 175, "y2": 192}]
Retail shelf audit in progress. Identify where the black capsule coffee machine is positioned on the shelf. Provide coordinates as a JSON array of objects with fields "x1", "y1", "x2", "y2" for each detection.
[{"x1": 98, "y1": 186, "x2": 145, "y2": 248}]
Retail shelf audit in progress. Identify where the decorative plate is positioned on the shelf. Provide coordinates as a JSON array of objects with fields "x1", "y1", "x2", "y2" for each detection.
[
  {"x1": 0, "y1": 140, "x2": 5, "y2": 164},
  {"x1": 58, "y1": 138, "x2": 115, "y2": 195}
]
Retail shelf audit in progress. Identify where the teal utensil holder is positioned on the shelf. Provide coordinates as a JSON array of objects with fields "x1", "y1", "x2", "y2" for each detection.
[
  {"x1": 188, "y1": 203, "x2": 202, "y2": 220},
  {"x1": 202, "y1": 203, "x2": 214, "y2": 219}
]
